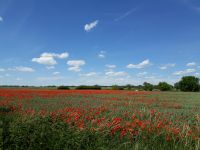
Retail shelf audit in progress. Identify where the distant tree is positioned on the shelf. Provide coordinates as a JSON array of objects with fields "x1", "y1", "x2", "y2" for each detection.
[
  {"x1": 174, "y1": 82, "x2": 180, "y2": 90},
  {"x1": 157, "y1": 82, "x2": 172, "y2": 91},
  {"x1": 126, "y1": 84, "x2": 132, "y2": 90},
  {"x1": 57, "y1": 86, "x2": 70, "y2": 90},
  {"x1": 111, "y1": 85, "x2": 124, "y2": 90},
  {"x1": 178, "y1": 76, "x2": 200, "y2": 92},
  {"x1": 143, "y1": 82, "x2": 154, "y2": 91},
  {"x1": 76, "y1": 85, "x2": 101, "y2": 90}
]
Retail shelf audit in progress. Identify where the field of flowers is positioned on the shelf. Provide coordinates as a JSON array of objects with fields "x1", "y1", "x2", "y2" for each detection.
[{"x1": 0, "y1": 88, "x2": 200, "y2": 150}]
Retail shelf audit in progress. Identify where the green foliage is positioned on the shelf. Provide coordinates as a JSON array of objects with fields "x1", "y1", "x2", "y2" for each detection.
[
  {"x1": 125, "y1": 84, "x2": 132, "y2": 90},
  {"x1": 178, "y1": 76, "x2": 200, "y2": 92},
  {"x1": 111, "y1": 85, "x2": 124, "y2": 90},
  {"x1": 57, "y1": 86, "x2": 70, "y2": 90},
  {"x1": 143, "y1": 82, "x2": 154, "y2": 91},
  {"x1": 76, "y1": 85, "x2": 101, "y2": 90},
  {"x1": 174, "y1": 82, "x2": 180, "y2": 90},
  {"x1": 157, "y1": 82, "x2": 172, "y2": 91},
  {"x1": 6, "y1": 116, "x2": 125, "y2": 150}
]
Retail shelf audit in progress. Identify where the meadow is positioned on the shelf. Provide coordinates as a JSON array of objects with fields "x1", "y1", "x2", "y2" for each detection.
[{"x1": 0, "y1": 89, "x2": 200, "y2": 150}]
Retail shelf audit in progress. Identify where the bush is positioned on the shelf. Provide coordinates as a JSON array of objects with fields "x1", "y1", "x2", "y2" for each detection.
[
  {"x1": 178, "y1": 76, "x2": 200, "y2": 92},
  {"x1": 76, "y1": 85, "x2": 101, "y2": 90},
  {"x1": 143, "y1": 82, "x2": 154, "y2": 91},
  {"x1": 125, "y1": 84, "x2": 132, "y2": 90},
  {"x1": 174, "y1": 82, "x2": 180, "y2": 91},
  {"x1": 157, "y1": 82, "x2": 172, "y2": 91},
  {"x1": 57, "y1": 86, "x2": 70, "y2": 90},
  {"x1": 111, "y1": 85, "x2": 124, "y2": 90}
]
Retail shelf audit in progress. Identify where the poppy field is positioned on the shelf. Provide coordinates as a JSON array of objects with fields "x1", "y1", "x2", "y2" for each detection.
[{"x1": 1, "y1": 89, "x2": 200, "y2": 150}]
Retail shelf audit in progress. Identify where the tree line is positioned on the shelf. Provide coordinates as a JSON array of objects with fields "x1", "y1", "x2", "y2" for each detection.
[
  {"x1": 0, "y1": 76, "x2": 199, "y2": 92},
  {"x1": 57, "y1": 76, "x2": 200, "y2": 92}
]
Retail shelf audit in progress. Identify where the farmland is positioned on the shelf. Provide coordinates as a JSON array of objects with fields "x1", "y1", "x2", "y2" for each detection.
[{"x1": 0, "y1": 89, "x2": 200, "y2": 150}]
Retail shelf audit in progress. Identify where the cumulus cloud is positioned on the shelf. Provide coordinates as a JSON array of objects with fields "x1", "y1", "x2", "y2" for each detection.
[
  {"x1": 173, "y1": 69, "x2": 196, "y2": 76},
  {"x1": 105, "y1": 64, "x2": 116, "y2": 68},
  {"x1": 15, "y1": 66, "x2": 35, "y2": 72},
  {"x1": 105, "y1": 71, "x2": 128, "y2": 77},
  {"x1": 67, "y1": 60, "x2": 85, "y2": 72},
  {"x1": 186, "y1": 62, "x2": 196, "y2": 67},
  {"x1": 126, "y1": 59, "x2": 150, "y2": 69},
  {"x1": 0, "y1": 16, "x2": 3, "y2": 22},
  {"x1": 159, "y1": 63, "x2": 175, "y2": 70},
  {"x1": 98, "y1": 51, "x2": 106, "y2": 58},
  {"x1": 79, "y1": 72, "x2": 97, "y2": 77},
  {"x1": 84, "y1": 20, "x2": 99, "y2": 32},
  {"x1": 32, "y1": 52, "x2": 69, "y2": 65}
]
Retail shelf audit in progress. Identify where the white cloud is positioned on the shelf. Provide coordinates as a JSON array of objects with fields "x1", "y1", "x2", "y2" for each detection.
[
  {"x1": 68, "y1": 66, "x2": 81, "y2": 72},
  {"x1": 15, "y1": 66, "x2": 35, "y2": 72},
  {"x1": 37, "y1": 76, "x2": 63, "y2": 81},
  {"x1": 105, "y1": 71, "x2": 128, "y2": 77},
  {"x1": 67, "y1": 60, "x2": 85, "y2": 72},
  {"x1": 144, "y1": 76, "x2": 155, "y2": 79},
  {"x1": 98, "y1": 54, "x2": 105, "y2": 58},
  {"x1": 105, "y1": 64, "x2": 116, "y2": 69},
  {"x1": 84, "y1": 20, "x2": 99, "y2": 32},
  {"x1": 46, "y1": 66, "x2": 55, "y2": 70},
  {"x1": 173, "y1": 68, "x2": 196, "y2": 76},
  {"x1": 186, "y1": 62, "x2": 196, "y2": 67},
  {"x1": 137, "y1": 72, "x2": 147, "y2": 77},
  {"x1": 55, "y1": 52, "x2": 69, "y2": 59},
  {"x1": 32, "y1": 52, "x2": 69, "y2": 65},
  {"x1": 53, "y1": 72, "x2": 60, "y2": 75},
  {"x1": 98, "y1": 51, "x2": 106, "y2": 58},
  {"x1": 0, "y1": 16, "x2": 3, "y2": 22},
  {"x1": 126, "y1": 59, "x2": 150, "y2": 69},
  {"x1": 195, "y1": 72, "x2": 200, "y2": 76},
  {"x1": 80, "y1": 72, "x2": 97, "y2": 77},
  {"x1": 32, "y1": 55, "x2": 57, "y2": 65},
  {"x1": 0, "y1": 68, "x2": 5, "y2": 72},
  {"x1": 67, "y1": 60, "x2": 85, "y2": 66},
  {"x1": 159, "y1": 63, "x2": 175, "y2": 70},
  {"x1": 16, "y1": 78, "x2": 22, "y2": 81}
]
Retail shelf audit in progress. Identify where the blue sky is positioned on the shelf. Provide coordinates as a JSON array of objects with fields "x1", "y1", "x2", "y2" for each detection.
[{"x1": 0, "y1": 0, "x2": 200, "y2": 86}]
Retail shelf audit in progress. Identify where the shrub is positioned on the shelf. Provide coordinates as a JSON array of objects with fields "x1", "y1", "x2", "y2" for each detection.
[
  {"x1": 143, "y1": 82, "x2": 154, "y2": 91},
  {"x1": 76, "y1": 85, "x2": 101, "y2": 90},
  {"x1": 157, "y1": 82, "x2": 172, "y2": 91}
]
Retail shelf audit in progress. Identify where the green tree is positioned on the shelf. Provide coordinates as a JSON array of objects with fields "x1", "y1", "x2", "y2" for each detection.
[
  {"x1": 178, "y1": 76, "x2": 200, "y2": 92},
  {"x1": 157, "y1": 82, "x2": 172, "y2": 91},
  {"x1": 126, "y1": 84, "x2": 132, "y2": 90},
  {"x1": 174, "y1": 82, "x2": 180, "y2": 90},
  {"x1": 143, "y1": 82, "x2": 154, "y2": 91},
  {"x1": 111, "y1": 85, "x2": 124, "y2": 90}
]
